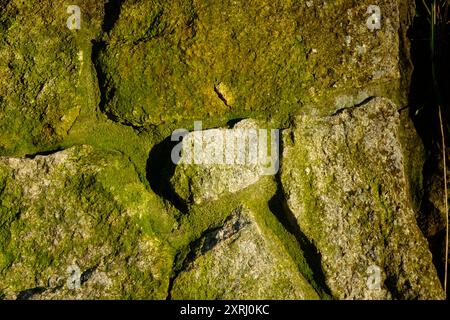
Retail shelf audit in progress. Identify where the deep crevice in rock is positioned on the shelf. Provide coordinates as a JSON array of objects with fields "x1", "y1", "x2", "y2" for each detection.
[
  {"x1": 332, "y1": 96, "x2": 376, "y2": 116},
  {"x1": 226, "y1": 118, "x2": 246, "y2": 128},
  {"x1": 383, "y1": 273, "x2": 402, "y2": 300},
  {"x1": 81, "y1": 265, "x2": 98, "y2": 285},
  {"x1": 214, "y1": 84, "x2": 230, "y2": 107},
  {"x1": 146, "y1": 135, "x2": 189, "y2": 215},
  {"x1": 16, "y1": 287, "x2": 47, "y2": 300},
  {"x1": 91, "y1": 40, "x2": 113, "y2": 122},
  {"x1": 268, "y1": 180, "x2": 332, "y2": 298},
  {"x1": 91, "y1": 40, "x2": 142, "y2": 130},
  {"x1": 408, "y1": 0, "x2": 450, "y2": 295},
  {"x1": 269, "y1": 136, "x2": 331, "y2": 297},
  {"x1": 102, "y1": 0, "x2": 123, "y2": 34},
  {"x1": 24, "y1": 147, "x2": 65, "y2": 159},
  {"x1": 91, "y1": 0, "x2": 145, "y2": 130}
]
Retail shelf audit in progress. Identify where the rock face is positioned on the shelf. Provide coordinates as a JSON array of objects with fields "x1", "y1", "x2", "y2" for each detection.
[
  {"x1": 0, "y1": 0, "x2": 446, "y2": 300},
  {"x1": 281, "y1": 97, "x2": 444, "y2": 299},
  {"x1": 97, "y1": 0, "x2": 309, "y2": 126},
  {"x1": 171, "y1": 119, "x2": 279, "y2": 204},
  {"x1": 300, "y1": 0, "x2": 412, "y2": 112},
  {"x1": 96, "y1": 0, "x2": 412, "y2": 126},
  {"x1": 0, "y1": 146, "x2": 173, "y2": 299},
  {"x1": 171, "y1": 206, "x2": 318, "y2": 299},
  {"x1": 0, "y1": 0, "x2": 103, "y2": 156}
]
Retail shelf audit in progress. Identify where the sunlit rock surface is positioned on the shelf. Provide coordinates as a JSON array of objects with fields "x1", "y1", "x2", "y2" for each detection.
[
  {"x1": 281, "y1": 98, "x2": 444, "y2": 299},
  {"x1": 0, "y1": 0, "x2": 445, "y2": 300},
  {"x1": 171, "y1": 119, "x2": 279, "y2": 204}
]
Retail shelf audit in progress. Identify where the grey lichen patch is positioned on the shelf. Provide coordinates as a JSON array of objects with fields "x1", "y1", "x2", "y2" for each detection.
[
  {"x1": 0, "y1": 145, "x2": 174, "y2": 299},
  {"x1": 281, "y1": 97, "x2": 445, "y2": 299},
  {"x1": 170, "y1": 206, "x2": 319, "y2": 300}
]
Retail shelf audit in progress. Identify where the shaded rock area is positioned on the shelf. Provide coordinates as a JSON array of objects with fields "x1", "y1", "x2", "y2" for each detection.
[{"x1": 0, "y1": 0, "x2": 447, "y2": 300}]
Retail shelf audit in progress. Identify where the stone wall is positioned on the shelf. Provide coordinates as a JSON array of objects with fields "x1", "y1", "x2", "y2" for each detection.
[{"x1": 0, "y1": 0, "x2": 445, "y2": 299}]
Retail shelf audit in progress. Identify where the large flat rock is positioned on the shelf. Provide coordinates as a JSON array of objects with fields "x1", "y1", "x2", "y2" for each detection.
[
  {"x1": 281, "y1": 97, "x2": 444, "y2": 299},
  {"x1": 97, "y1": 0, "x2": 413, "y2": 127}
]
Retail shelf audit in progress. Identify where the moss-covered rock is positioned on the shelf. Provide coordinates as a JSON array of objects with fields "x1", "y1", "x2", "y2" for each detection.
[
  {"x1": 0, "y1": 145, "x2": 174, "y2": 299},
  {"x1": 171, "y1": 206, "x2": 319, "y2": 299},
  {"x1": 281, "y1": 97, "x2": 444, "y2": 299},
  {"x1": 0, "y1": 0, "x2": 104, "y2": 156},
  {"x1": 0, "y1": 0, "x2": 444, "y2": 301},
  {"x1": 96, "y1": 0, "x2": 310, "y2": 127},
  {"x1": 96, "y1": 0, "x2": 413, "y2": 127}
]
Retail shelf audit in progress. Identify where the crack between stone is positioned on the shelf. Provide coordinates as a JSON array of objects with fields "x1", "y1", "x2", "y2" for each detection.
[{"x1": 332, "y1": 96, "x2": 377, "y2": 117}]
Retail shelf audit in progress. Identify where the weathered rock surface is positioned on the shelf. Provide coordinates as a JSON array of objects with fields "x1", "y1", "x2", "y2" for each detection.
[
  {"x1": 171, "y1": 206, "x2": 318, "y2": 299},
  {"x1": 171, "y1": 119, "x2": 278, "y2": 204},
  {"x1": 0, "y1": 146, "x2": 173, "y2": 299},
  {"x1": 300, "y1": 0, "x2": 413, "y2": 112},
  {"x1": 0, "y1": 0, "x2": 446, "y2": 301},
  {"x1": 281, "y1": 97, "x2": 444, "y2": 299},
  {"x1": 97, "y1": 0, "x2": 413, "y2": 126},
  {"x1": 0, "y1": 0, "x2": 103, "y2": 156}
]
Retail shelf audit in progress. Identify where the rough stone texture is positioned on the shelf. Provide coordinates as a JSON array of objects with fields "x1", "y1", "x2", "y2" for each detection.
[
  {"x1": 300, "y1": 0, "x2": 413, "y2": 113},
  {"x1": 97, "y1": 0, "x2": 309, "y2": 126},
  {"x1": 171, "y1": 119, "x2": 278, "y2": 204},
  {"x1": 0, "y1": 0, "x2": 446, "y2": 300},
  {"x1": 97, "y1": 0, "x2": 413, "y2": 127},
  {"x1": 0, "y1": 0, "x2": 103, "y2": 156},
  {"x1": 281, "y1": 97, "x2": 444, "y2": 299},
  {"x1": 171, "y1": 206, "x2": 318, "y2": 299},
  {"x1": 0, "y1": 146, "x2": 173, "y2": 299}
]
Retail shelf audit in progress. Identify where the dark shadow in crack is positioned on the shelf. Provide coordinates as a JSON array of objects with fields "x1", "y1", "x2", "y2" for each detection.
[
  {"x1": 24, "y1": 147, "x2": 65, "y2": 159},
  {"x1": 146, "y1": 135, "x2": 188, "y2": 215},
  {"x1": 226, "y1": 118, "x2": 246, "y2": 128},
  {"x1": 91, "y1": 40, "x2": 109, "y2": 113},
  {"x1": 16, "y1": 287, "x2": 46, "y2": 300},
  {"x1": 407, "y1": 0, "x2": 449, "y2": 294},
  {"x1": 102, "y1": 0, "x2": 123, "y2": 33},
  {"x1": 268, "y1": 171, "x2": 332, "y2": 297},
  {"x1": 90, "y1": 0, "x2": 129, "y2": 126},
  {"x1": 91, "y1": 39, "x2": 142, "y2": 131},
  {"x1": 91, "y1": 40, "x2": 143, "y2": 130}
]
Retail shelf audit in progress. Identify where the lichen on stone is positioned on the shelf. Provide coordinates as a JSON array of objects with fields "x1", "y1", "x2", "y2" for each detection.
[
  {"x1": 0, "y1": 0, "x2": 446, "y2": 301},
  {"x1": 281, "y1": 97, "x2": 444, "y2": 299},
  {"x1": 0, "y1": 146, "x2": 174, "y2": 299}
]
